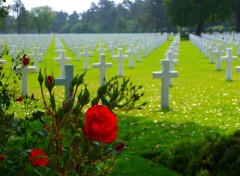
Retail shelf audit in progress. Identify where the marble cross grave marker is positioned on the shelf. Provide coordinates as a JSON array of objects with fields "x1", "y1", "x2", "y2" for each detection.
[
  {"x1": 19, "y1": 65, "x2": 37, "y2": 96},
  {"x1": 97, "y1": 43, "x2": 106, "y2": 54},
  {"x1": 54, "y1": 50, "x2": 72, "y2": 78},
  {"x1": 79, "y1": 46, "x2": 92, "y2": 70},
  {"x1": 165, "y1": 51, "x2": 178, "y2": 85},
  {"x1": 28, "y1": 47, "x2": 42, "y2": 71},
  {"x1": 221, "y1": 48, "x2": 237, "y2": 81},
  {"x1": 55, "y1": 65, "x2": 74, "y2": 97},
  {"x1": 92, "y1": 54, "x2": 112, "y2": 85},
  {"x1": 152, "y1": 59, "x2": 178, "y2": 108},
  {"x1": 134, "y1": 43, "x2": 142, "y2": 62},
  {"x1": 112, "y1": 48, "x2": 128, "y2": 76},
  {"x1": 126, "y1": 45, "x2": 135, "y2": 68},
  {"x1": 213, "y1": 44, "x2": 224, "y2": 70},
  {"x1": 10, "y1": 45, "x2": 19, "y2": 68}
]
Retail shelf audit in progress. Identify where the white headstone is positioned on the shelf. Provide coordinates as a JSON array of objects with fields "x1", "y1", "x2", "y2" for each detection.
[
  {"x1": 10, "y1": 45, "x2": 19, "y2": 68},
  {"x1": 55, "y1": 65, "x2": 74, "y2": 97},
  {"x1": 213, "y1": 44, "x2": 224, "y2": 70},
  {"x1": 221, "y1": 48, "x2": 237, "y2": 81},
  {"x1": 19, "y1": 65, "x2": 37, "y2": 96},
  {"x1": 92, "y1": 54, "x2": 112, "y2": 85},
  {"x1": 97, "y1": 43, "x2": 106, "y2": 54},
  {"x1": 134, "y1": 43, "x2": 142, "y2": 62},
  {"x1": 126, "y1": 45, "x2": 135, "y2": 68},
  {"x1": 28, "y1": 47, "x2": 41, "y2": 71},
  {"x1": 79, "y1": 46, "x2": 92, "y2": 70},
  {"x1": 153, "y1": 59, "x2": 178, "y2": 108},
  {"x1": 112, "y1": 48, "x2": 128, "y2": 76},
  {"x1": 0, "y1": 59, "x2": 6, "y2": 65},
  {"x1": 54, "y1": 50, "x2": 72, "y2": 78}
]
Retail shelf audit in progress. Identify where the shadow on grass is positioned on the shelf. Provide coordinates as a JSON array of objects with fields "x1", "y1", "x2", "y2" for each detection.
[{"x1": 108, "y1": 114, "x2": 225, "y2": 176}]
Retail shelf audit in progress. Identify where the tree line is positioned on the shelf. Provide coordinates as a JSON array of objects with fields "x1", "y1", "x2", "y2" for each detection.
[
  {"x1": 0, "y1": 0, "x2": 239, "y2": 35},
  {"x1": 0, "y1": 0, "x2": 175, "y2": 34}
]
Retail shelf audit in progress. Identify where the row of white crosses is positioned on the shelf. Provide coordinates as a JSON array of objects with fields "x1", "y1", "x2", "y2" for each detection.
[
  {"x1": 0, "y1": 34, "x2": 52, "y2": 97},
  {"x1": 189, "y1": 34, "x2": 238, "y2": 81},
  {"x1": 6, "y1": 33, "x2": 168, "y2": 98},
  {"x1": 60, "y1": 34, "x2": 168, "y2": 73},
  {"x1": 6, "y1": 34, "x2": 52, "y2": 69},
  {"x1": 152, "y1": 34, "x2": 180, "y2": 108}
]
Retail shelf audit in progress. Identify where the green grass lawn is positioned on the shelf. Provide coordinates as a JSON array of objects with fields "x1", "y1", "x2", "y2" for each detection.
[{"x1": 5, "y1": 35, "x2": 240, "y2": 175}]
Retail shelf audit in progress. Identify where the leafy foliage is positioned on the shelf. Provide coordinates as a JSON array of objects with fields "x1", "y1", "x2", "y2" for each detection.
[{"x1": 157, "y1": 130, "x2": 240, "y2": 176}]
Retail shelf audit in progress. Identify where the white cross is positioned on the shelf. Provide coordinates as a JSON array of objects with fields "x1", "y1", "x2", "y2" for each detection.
[
  {"x1": 208, "y1": 43, "x2": 214, "y2": 63},
  {"x1": 79, "y1": 46, "x2": 92, "y2": 70},
  {"x1": 236, "y1": 39, "x2": 240, "y2": 56},
  {"x1": 126, "y1": 45, "x2": 135, "y2": 68},
  {"x1": 28, "y1": 47, "x2": 42, "y2": 71},
  {"x1": 55, "y1": 45, "x2": 63, "y2": 57},
  {"x1": 108, "y1": 43, "x2": 116, "y2": 57},
  {"x1": 112, "y1": 48, "x2": 128, "y2": 76},
  {"x1": 54, "y1": 50, "x2": 72, "y2": 78},
  {"x1": 165, "y1": 51, "x2": 178, "y2": 85},
  {"x1": 18, "y1": 65, "x2": 37, "y2": 96},
  {"x1": 10, "y1": 45, "x2": 19, "y2": 68},
  {"x1": 97, "y1": 43, "x2": 106, "y2": 54},
  {"x1": 0, "y1": 58, "x2": 6, "y2": 65},
  {"x1": 92, "y1": 54, "x2": 112, "y2": 85},
  {"x1": 221, "y1": 48, "x2": 237, "y2": 81},
  {"x1": 134, "y1": 43, "x2": 142, "y2": 62},
  {"x1": 55, "y1": 65, "x2": 74, "y2": 97},
  {"x1": 213, "y1": 44, "x2": 224, "y2": 70},
  {"x1": 153, "y1": 59, "x2": 178, "y2": 108}
]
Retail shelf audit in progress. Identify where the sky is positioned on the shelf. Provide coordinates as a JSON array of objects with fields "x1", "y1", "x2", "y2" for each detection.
[{"x1": 6, "y1": 0, "x2": 125, "y2": 14}]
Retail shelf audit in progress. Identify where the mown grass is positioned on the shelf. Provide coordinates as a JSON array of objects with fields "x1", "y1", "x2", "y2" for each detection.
[{"x1": 4, "y1": 34, "x2": 240, "y2": 175}]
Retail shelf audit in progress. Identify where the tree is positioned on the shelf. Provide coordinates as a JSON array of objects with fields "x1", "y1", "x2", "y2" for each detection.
[
  {"x1": 97, "y1": 0, "x2": 117, "y2": 32},
  {"x1": 164, "y1": 0, "x2": 231, "y2": 35},
  {"x1": 30, "y1": 6, "x2": 55, "y2": 33},
  {"x1": 11, "y1": 0, "x2": 29, "y2": 34},
  {"x1": 51, "y1": 11, "x2": 68, "y2": 33},
  {"x1": 0, "y1": 0, "x2": 9, "y2": 28},
  {"x1": 68, "y1": 11, "x2": 79, "y2": 26}
]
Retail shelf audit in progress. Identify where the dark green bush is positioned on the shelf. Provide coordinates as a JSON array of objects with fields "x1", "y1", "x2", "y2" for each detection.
[{"x1": 157, "y1": 130, "x2": 240, "y2": 176}]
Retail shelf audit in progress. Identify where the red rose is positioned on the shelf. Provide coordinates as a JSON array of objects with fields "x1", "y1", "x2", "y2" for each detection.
[
  {"x1": 16, "y1": 96, "x2": 23, "y2": 102},
  {"x1": 84, "y1": 105, "x2": 118, "y2": 144},
  {"x1": 29, "y1": 149, "x2": 49, "y2": 167},
  {"x1": 22, "y1": 55, "x2": 30, "y2": 66}
]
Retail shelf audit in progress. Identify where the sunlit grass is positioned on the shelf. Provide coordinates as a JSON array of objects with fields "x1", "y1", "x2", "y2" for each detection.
[{"x1": 4, "y1": 35, "x2": 240, "y2": 175}]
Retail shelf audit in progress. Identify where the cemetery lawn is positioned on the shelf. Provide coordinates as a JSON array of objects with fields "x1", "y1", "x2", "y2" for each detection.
[{"x1": 10, "y1": 35, "x2": 240, "y2": 175}]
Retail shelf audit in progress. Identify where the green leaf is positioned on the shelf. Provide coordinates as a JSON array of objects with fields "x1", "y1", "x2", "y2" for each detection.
[
  {"x1": 97, "y1": 83, "x2": 108, "y2": 97},
  {"x1": 91, "y1": 97, "x2": 98, "y2": 106},
  {"x1": 101, "y1": 96, "x2": 109, "y2": 107},
  {"x1": 34, "y1": 166, "x2": 50, "y2": 176},
  {"x1": 76, "y1": 71, "x2": 86, "y2": 86}
]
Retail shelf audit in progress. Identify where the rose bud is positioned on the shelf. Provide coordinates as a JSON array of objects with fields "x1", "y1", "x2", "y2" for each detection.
[
  {"x1": 44, "y1": 126, "x2": 50, "y2": 131},
  {"x1": 0, "y1": 154, "x2": 5, "y2": 161},
  {"x1": 115, "y1": 142, "x2": 125, "y2": 152},
  {"x1": 16, "y1": 96, "x2": 23, "y2": 102},
  {"x1": 74, "y1": 162, "x2": 81, "y2": 173},
  {"x1": 45, "y1": 75, "x2": 55, "y2": 93}
]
